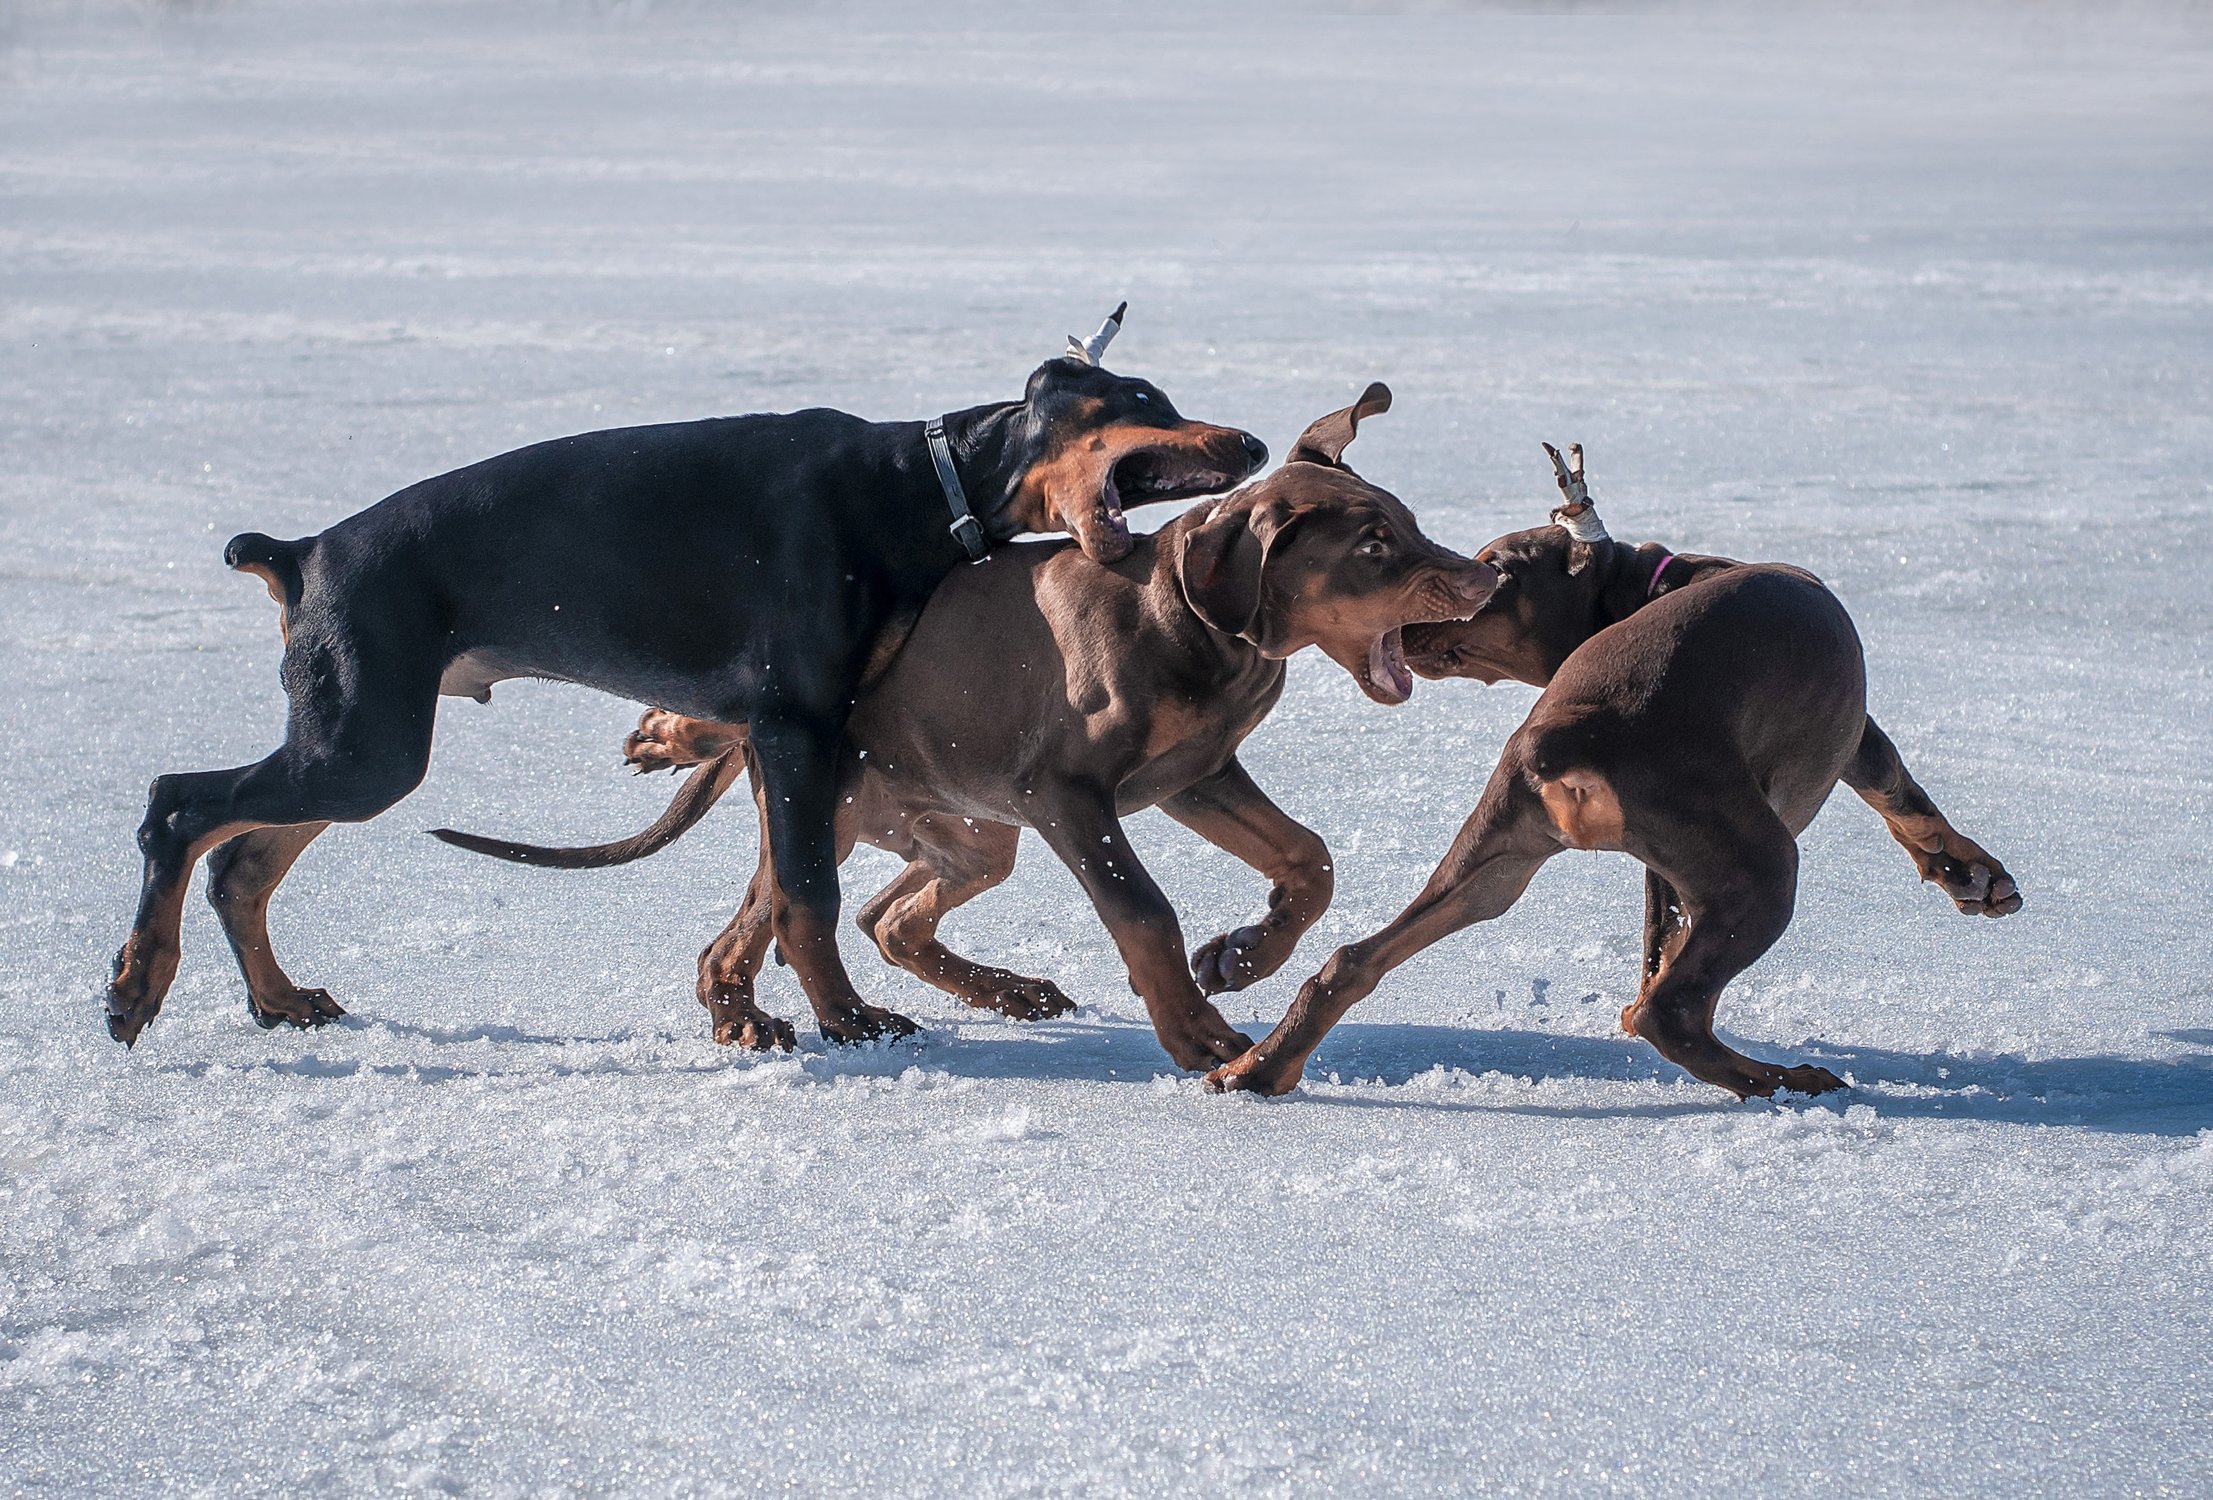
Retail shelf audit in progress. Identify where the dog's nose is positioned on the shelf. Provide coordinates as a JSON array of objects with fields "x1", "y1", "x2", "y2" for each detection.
[
  {"x1": 1460, "y1": 561, "x2": 1501, "y2": 600},
  {"x1": 1240, "y1": 432, "x2": 1269, "y2": 472}
]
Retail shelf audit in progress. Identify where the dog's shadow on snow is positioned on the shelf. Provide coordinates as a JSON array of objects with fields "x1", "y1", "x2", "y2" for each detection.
[
  {"x1": 910, "y1": 1016, "x2": 2213, "y2": 1137},
  {"x1": 159, "y1": 1014, "x2": 2213, "y2": 1138},
  {"x1": 1250, "y1": 1022, "x2": 2213, "y2": 1137}
]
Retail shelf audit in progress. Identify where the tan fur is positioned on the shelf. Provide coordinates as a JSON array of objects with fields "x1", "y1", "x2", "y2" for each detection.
[
  {"x1": 236, "y1": 560, "x2": 291, "y2": 643},
  {"x1": 1538, "y1": 770, "x2": 1626, "y2": 851}
]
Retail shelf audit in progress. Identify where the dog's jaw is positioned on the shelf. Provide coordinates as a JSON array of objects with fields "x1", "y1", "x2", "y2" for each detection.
[{"x1": 1358, "y1": 627, "x2": 1414, "y2": 705}]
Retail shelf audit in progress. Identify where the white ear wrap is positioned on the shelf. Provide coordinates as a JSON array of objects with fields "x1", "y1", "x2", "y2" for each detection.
[
  {"x1": 1065, "y1": 301, "x2": 1127, "y2": 366},
  {"x1": 1554, "y1": 505, "x2": 1609, "y2": 543},
  {"x1": 1543, "y1": 441, "x2": 1610, "y2": 542}
]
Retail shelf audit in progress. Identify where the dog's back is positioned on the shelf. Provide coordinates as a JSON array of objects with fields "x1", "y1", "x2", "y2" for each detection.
[
  {"x1": 1519, "y1": 564, "x2": 1868, "y2": 826},
  {"x1": 844, "y1": 528, "x2": 1282, "y2": 825}
]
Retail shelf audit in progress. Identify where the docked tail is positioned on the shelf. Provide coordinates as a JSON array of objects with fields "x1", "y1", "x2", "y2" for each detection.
[
  {"x1": 225, "y1": 531, "x2": 308, "y2": 610},
  {"x1": 429, "y1": 750, "x2": 747, "y2": 869}
]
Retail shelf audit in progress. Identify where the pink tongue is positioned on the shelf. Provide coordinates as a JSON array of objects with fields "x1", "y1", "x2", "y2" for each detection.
[{"x1": 1369, "y1": 628, "x2": 1413, "y2": 702}]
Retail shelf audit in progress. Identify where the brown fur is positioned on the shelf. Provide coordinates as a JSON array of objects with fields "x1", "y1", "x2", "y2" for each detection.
[
  {"x1": 436, "y1": 386, "x2": 1498, "y2": 1069},
  {"x1": 1209, "y1": 451, "x2": 2021, "y2": 1100}
]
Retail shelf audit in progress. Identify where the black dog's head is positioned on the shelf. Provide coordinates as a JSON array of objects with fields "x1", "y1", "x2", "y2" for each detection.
[
  {"x1": 978, "y1": 308, "x2": 1267, "y2": 564},
  {"x1": 1399, "y1": 444, "x2": 1693, "y2": 688}
]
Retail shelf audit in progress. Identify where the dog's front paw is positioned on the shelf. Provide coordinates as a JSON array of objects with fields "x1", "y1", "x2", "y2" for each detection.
[
  {"x1": 1156, "y1": 1004, "x2": 1255, "y2": 1072},
  {"x1": 104, "y1": 939, "x2": 175, "y2": 1047},
  {"x1": 1204, "y1": 1045, "x2": 1301, "y2": 1096},
  {"x1": 1190, "y1": 925, "x2": 1268, "y2": 994},
  {"x1": 702, "y1": 985, "x2": 798, "y2": 1051}
]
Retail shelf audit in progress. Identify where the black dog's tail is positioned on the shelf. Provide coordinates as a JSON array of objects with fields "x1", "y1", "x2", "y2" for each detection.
[
  {"x1": 429, "y1": 750, "x2": 747, "y2": 869},
  {"x1": 225, "y1": 531, "x2": 310, "y2": 617}
]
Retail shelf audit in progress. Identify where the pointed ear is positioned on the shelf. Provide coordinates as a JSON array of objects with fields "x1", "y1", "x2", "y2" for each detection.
[
  {"x1": 1175, "y1": 502, "x2": 1263, "y2": 637},
  {"x1": 1287, "y1": 381, "x2": 1392, "y2": 469}
]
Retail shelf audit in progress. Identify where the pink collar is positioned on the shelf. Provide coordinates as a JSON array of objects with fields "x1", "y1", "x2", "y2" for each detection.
[{"x1": 1646, "y1": 551, "x2": 1676, "y2": 598}]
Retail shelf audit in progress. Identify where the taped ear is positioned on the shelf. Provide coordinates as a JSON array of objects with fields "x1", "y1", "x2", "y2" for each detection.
[
  {"x1": 1287, "y1": 381, "x2": 1392, "y2": 469},
  {"x1": 1176, "y1": 502, "x2": 1263, "y2": 636}
]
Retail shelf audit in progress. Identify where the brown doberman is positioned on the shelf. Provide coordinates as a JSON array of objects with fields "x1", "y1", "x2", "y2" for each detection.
[
  {"x1": 1206, "y1": 443, "x2": 2022, "y2": 1099},
  {"x1": 105, "y1": 307, "x2": 1266, "y2": 1047},
  {"x1": 434, "y1": 385, "x2": 1499, "y2": 1070}
]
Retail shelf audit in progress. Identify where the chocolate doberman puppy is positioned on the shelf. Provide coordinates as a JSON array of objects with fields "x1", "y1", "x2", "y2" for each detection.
[
  {"x1": 106, "y1": 307, "x2": 1266, "y2": 1047},
  {"x1": 435, "y1": 385, "x2": 1500, "y2": 1069},
  {"x1": 1207, "y1": 443, "x2": 2021, "y2": 1098}
]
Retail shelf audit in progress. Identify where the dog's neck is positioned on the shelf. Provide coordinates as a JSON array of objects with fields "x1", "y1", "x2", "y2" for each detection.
[
  {"x1": 1590, "y1": 539, "x2": 1737, "y2": 629},
  {"x1": 935, "y1": 400, "x2": 1032, "y2": 540},
  {"x1": 1150, "y1": 500, "x2": 1286, "y2": 685}
]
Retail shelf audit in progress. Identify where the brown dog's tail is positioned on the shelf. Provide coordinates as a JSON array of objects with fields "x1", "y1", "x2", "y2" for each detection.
[{"x1": 429, "y1": 750, "x2": 746, "y2": 869}]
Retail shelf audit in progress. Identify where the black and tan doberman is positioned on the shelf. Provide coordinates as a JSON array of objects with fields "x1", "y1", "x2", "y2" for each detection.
[
  {"x1": 1207, "y1": 444, "x2": 2022, "y2": 1098},
  {"x1": 435, "y1": 386, "x2": 1499, "y2": 1069},
  {"x1": 107, "y1": 307, "x2": 1266, "y2": 1047}
]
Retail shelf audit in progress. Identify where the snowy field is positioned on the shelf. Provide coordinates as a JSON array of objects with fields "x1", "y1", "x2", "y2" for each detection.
[{"x1": 4, "y1": 1, "x2": 2212, "y2": 1493}]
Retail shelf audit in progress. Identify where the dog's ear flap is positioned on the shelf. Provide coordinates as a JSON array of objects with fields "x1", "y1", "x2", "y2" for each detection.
[
  {"x1": 1176, "y1": 502, "x2": 1264, "y2": 638},
  {"x1": 1287, "y1": 382, "x2": 1392, "y2": 469}
]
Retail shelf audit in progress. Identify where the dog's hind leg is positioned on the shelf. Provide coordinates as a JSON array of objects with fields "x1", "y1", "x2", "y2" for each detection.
[
  {"x1": 106, "y1": 618, "x2": 439, "y2": 1045},
  {"x1": 692, "y1": 746, "x2": 866, "y2": 1051},
  {"x1": 206, "y1": 822, "x2": 341, "y2": 1030},
  {"x1": 862, "y1": 817, "x2": 1073, "y2": 1022},
  {"x1": 1844, "y1": 717, "x2": 2022, "y2": 917},
  {"x1": 1209, "y1": 762, "x2": 1559, "y2": 1095},
  {"x1": 696, "y1": 852, "x2": 794, "y2": 1051},
  {"x1": 1619, "y1": 792, "x2": 1843, "y2": 1100},
  {"x1": 1640, "y1": 869, "x2": 1687, "y2": 997}
]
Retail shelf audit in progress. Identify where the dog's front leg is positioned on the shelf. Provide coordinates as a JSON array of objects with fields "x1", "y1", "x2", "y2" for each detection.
[
  {"x1": 1208, "y1": 764, "x2": 1560, "y2": 1095},
  {"x1": 1161, "y1": 758, "x2": 1334, "y2": 995},
  {"x1": 749, "y1": 712, "x2": 917, "y2": 1045},
  {"x1": 1025, "y1": 783, "x2": 1252, "y2": 1070}
]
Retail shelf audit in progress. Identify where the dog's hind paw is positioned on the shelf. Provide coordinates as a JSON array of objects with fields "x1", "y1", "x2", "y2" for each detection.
[
  {"x1": 246, "y1": 985, "x2": 346, "y2": 1031},
  {"x1": 817, "y1": 1004, "x2": 920, "y2": 1046},
  {"x1": 961, "y1": 972, "x2": 1075, "y2": 1022},
  {"x1": 1776, "y1": 1063, "x2": 1848, "y2": 1096},
  {"x1": 1911, "y1": 827, "x2": 2023, "y2": 918},
  {"x1": 623, "y1": 709, "x2": 744, "y2": 775},
  {"x1": 710, "y1": 1007, "x2": 798, "y2": 1052}
]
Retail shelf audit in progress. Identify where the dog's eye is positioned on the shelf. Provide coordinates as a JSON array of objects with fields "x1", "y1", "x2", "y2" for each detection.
[
  {"x1": 1133, "y1": 391, "x2": 1150, "y2": 404},
  {"x1": 1357, "y1": 537, "x2": 1390, "y2": 558}
]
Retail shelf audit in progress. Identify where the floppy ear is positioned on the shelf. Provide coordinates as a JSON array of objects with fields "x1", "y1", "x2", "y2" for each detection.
[
  {"x1": 1176, "y1": 503, "x2": 1263, "y2": 637},
  {"x1": 1287, "y1": 381, "x2": 1392, "y2": 469}
]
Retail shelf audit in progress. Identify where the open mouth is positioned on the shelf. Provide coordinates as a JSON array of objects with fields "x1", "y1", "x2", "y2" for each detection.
[
  {"x1": 1096, "y1": 446, "x2": 1250, "y2": 548},
  {"x1": 1373, "y1": 601, "x2": 1496, "y2": 696},
  {"x1": 1360, "y1": 626, "x2": 1415, "y2": 705}
]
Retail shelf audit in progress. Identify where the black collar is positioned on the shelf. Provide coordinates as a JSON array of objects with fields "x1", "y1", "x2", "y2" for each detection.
[{"x1": 924, "y1": 418, "x2": 988, "y2": 561}]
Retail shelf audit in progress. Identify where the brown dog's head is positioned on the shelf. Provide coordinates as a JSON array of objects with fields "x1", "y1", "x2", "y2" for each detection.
[
  {"x1": 1172, "y1": 383, "x2": 1497, "y2": 704},
  {"x1": 1399, "y1": 443, "x2": 1681, "y2": 687},
  {"x1": 982, "y1": 306, "x2": 1267, "y2": 564}
]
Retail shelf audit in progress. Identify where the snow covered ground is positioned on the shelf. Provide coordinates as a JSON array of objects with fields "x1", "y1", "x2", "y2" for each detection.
[{"x1": 4, "y1": 1, "x2": 2211, "y2": 1493}]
